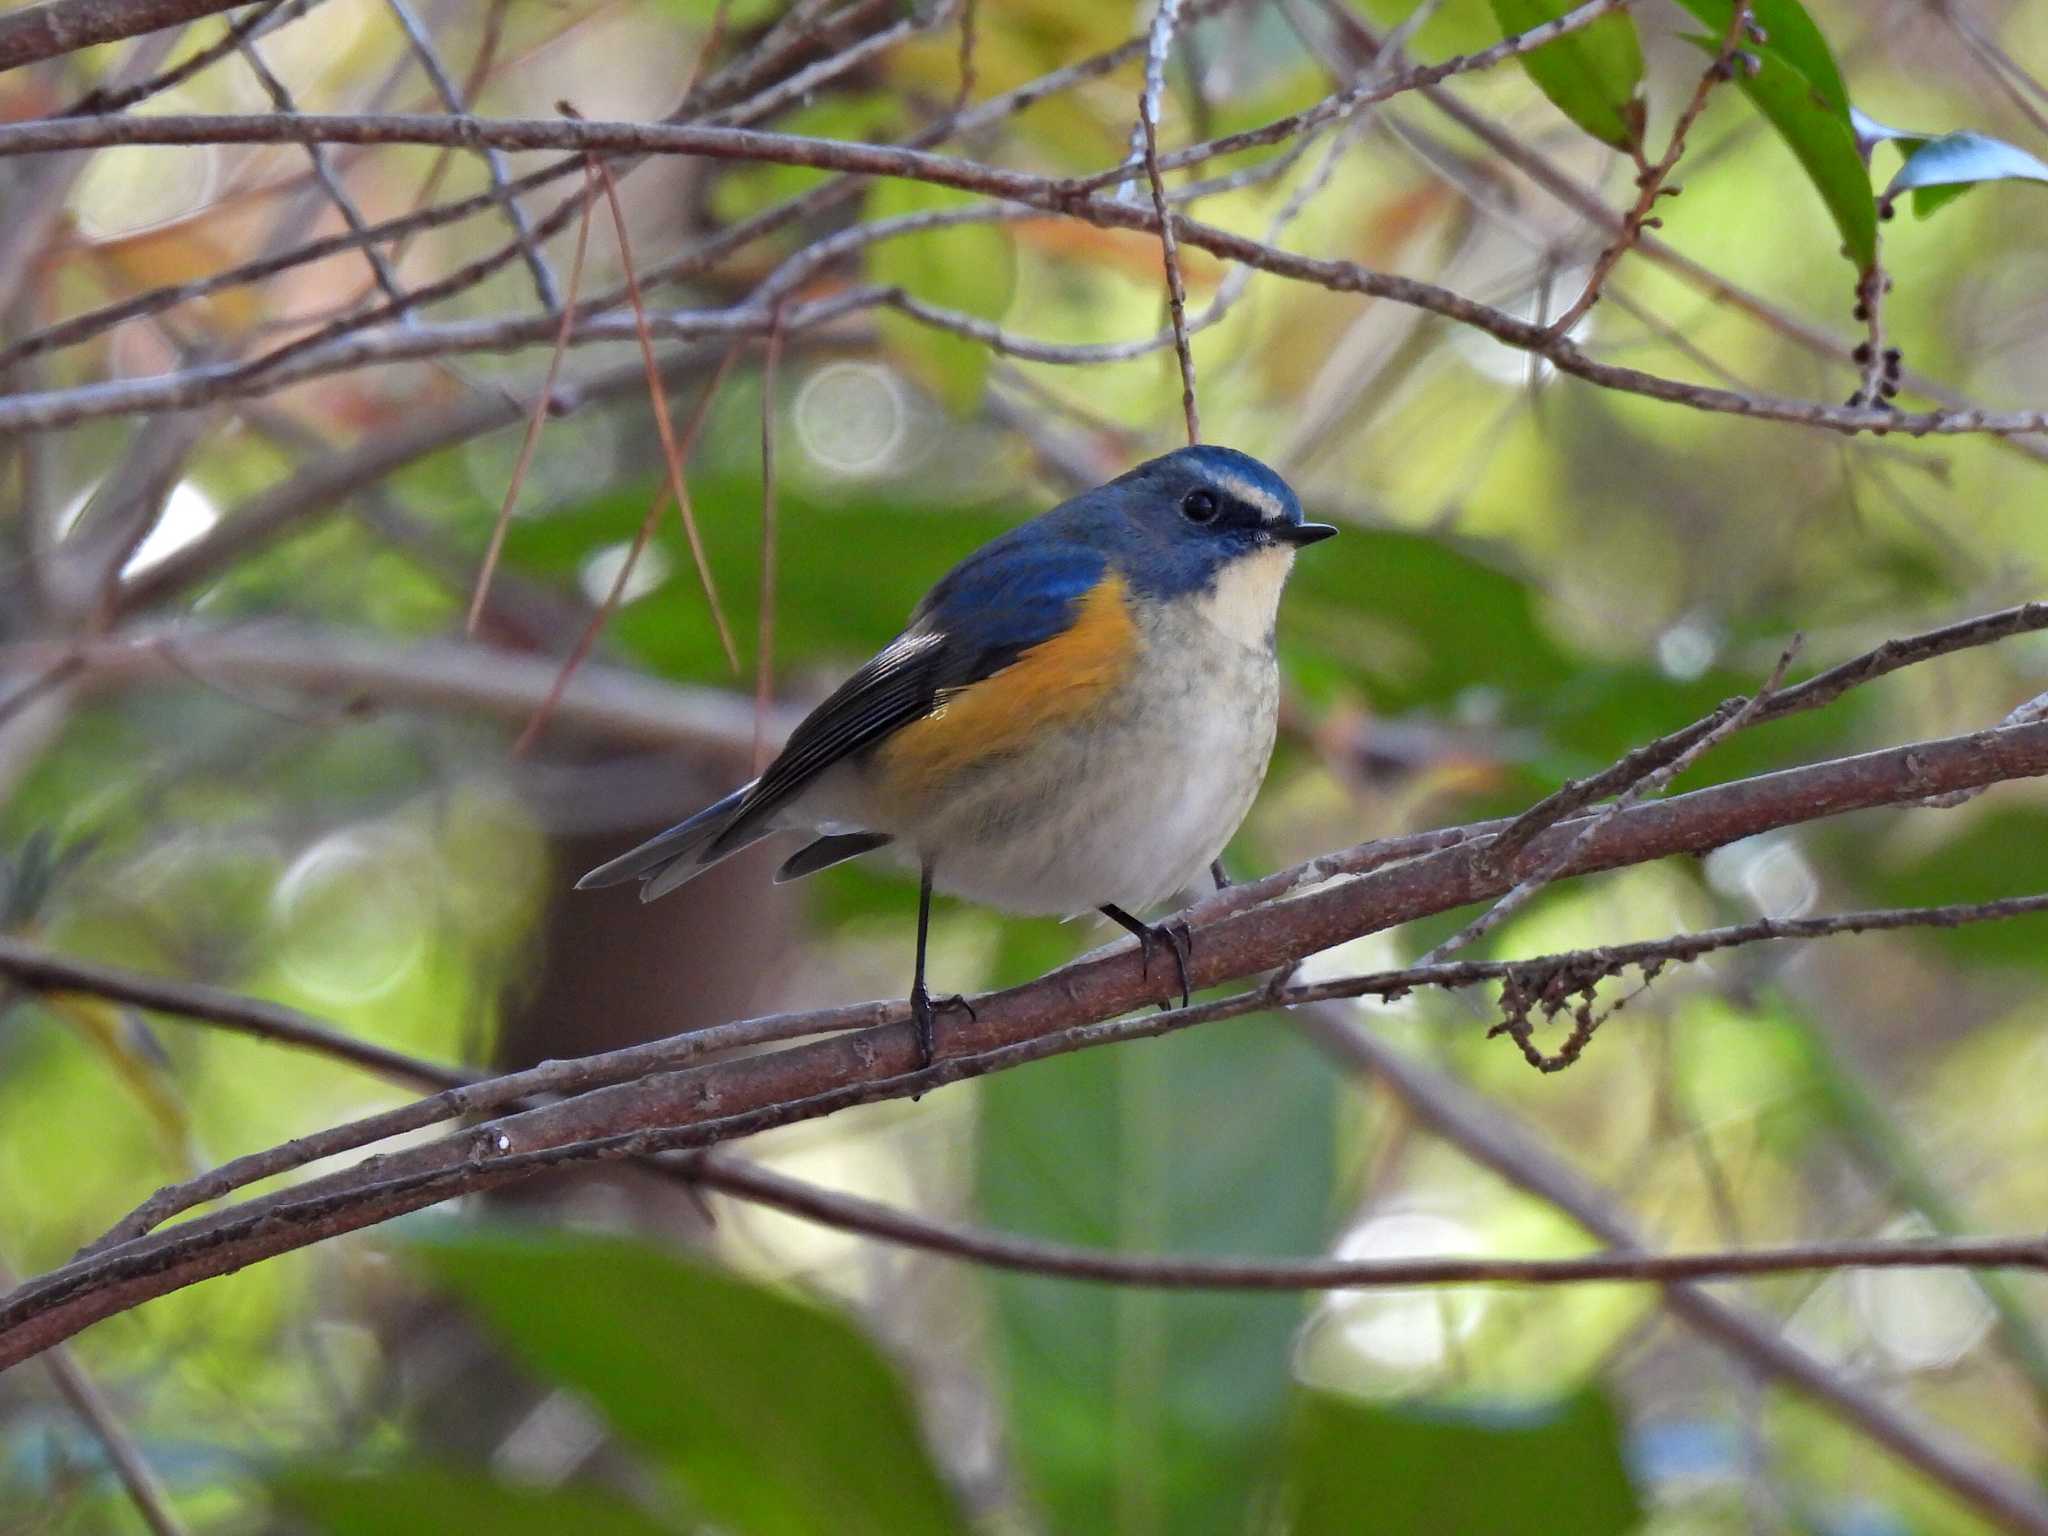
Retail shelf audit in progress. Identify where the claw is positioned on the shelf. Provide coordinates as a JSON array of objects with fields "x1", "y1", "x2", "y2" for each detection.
[
  {"x1": 1100, "y1": 903, "x2": 1195, "y2": 1010},
  {"x1": 1132, "y1": 920, "x2": 1193, "y2": 1010},
  {"x1": 910, "y1": 984, "x2": 975, "y2": 1070}
]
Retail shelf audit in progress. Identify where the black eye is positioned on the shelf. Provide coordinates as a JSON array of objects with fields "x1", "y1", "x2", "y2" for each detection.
[{"x1": 1181, "y1": 489, "x2": 1219, "y2": 525}]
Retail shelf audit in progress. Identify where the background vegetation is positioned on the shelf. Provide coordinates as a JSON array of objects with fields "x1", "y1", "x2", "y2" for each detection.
[{"x1": 2, "y1": 0, "x2": 2048, "y2": 1531}]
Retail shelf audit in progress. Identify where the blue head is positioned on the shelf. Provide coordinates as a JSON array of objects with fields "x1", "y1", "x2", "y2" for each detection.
[{"x1": 1052, "y1": 445, "x2": 1335, "y2": 603}]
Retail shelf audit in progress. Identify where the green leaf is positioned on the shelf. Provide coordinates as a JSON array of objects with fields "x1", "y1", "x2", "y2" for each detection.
[
  {"x1": 1487, "y1": 0, "x2": 1645, "y2": 152},
  {"x1": 1685, "y1": 36, "x2": 1877, "y2": 270},
  {"x1": 405, "y1": 1225, "x2": 968, "y2": 1536},
  {"x1": 1884, "y1": 130, "x2": 2048, "y2": 220},
  {"x1": 975, "y1": 1010, "x2": 1335, "y2": 1535},
  {"x1": 866, "y1": 181, "x2": 1017, "y2": 413},
  {"x1": 270, "y1": 1463, "x2": 689, "y2": 1536},
  {"x1": 1670, "y1": 0, "x2": 1849, "y2": 118},
  {"x1": 1285, "y1": 1389, "x2": 1641, "y2": 1535}
]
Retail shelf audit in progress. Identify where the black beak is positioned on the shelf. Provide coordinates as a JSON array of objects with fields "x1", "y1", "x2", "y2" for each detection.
[{"x1": 1275, "y1": 521, "x2": 1338, "y2": 547}]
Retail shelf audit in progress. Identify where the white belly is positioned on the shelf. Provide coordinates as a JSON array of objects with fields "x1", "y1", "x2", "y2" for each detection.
[{"x1": 810, "y1": 603, "x2": 1280, "y2": 916}]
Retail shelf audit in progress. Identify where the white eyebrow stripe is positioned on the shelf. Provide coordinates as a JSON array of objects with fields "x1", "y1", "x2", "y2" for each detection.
[{"x1": 1210, "y1": 471, "x2": 1288, "y2": 523}]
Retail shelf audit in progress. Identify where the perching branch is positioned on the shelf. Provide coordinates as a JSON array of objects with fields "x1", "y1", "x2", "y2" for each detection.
[{"x1": 8, "y1": 713, "x2": 2048, "y2": 1367}]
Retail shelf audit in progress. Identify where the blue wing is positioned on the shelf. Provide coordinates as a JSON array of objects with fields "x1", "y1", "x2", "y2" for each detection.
[
  {"x1": 715, "y1": 533, "x2": 1110, "y2": 849},
  {"x1": 580, "y1": 532, "x2": 1110, "y2": 898}
]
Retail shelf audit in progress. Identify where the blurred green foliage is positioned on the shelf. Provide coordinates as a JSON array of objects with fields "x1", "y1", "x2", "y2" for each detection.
[
  {"x1": 1286, "y1": 1389, "x2": 1641, "y2": 1535},
  {"x1": 5, "y1": 0, "x2": 2048, "y2": 1532}
]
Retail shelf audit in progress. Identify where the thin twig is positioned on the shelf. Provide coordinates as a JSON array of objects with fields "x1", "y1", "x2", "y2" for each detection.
[
  {"x1": 1545, "y1": 0, "x2": 1750, "y2": 338},
  {"x1": 59, "y1": 0, "x2": 314, "y2": 117},
  {"x1": 233, "y1": 33, "x2": 411, "y2": 311},
  {"x1": 587, "y1": 144, "x2": 740, "y2": 671},
  {"x1": 1129, "y1": 0, "x2": 1199, "y2": 442},
  {"x1": 380, "y1": 0, "x2": 556, "y2": 309},
  {"x1": 0, "y1": 1257, "x2": 187, "y2": 1536},
  {"x1": 755, "y1": 310, "x2": 785, "y2": 771},
  {"x1": 465, "y1": 164, "x2": 598, "y2": 636},
  {"x1": 1141, "y1": 114, "x2": 1200, "y2": 445},
  {"x1": 690, "y1": 1155, "x2": 2048, "y2": 1289},
  {"x1": 0, "y1": 935, "x2": 468, "y2": 1090},
  {"x1": 509, "y1": 344, "x2": 741, "y2": 758},
  {"x1": 684, "y1": 0, "x2": 735, "y2": 103},
  {"x1": 949, "y1": 0, "x2": 979, "y2": 118},
  {"x1": 1419, "y1": 638, "x2": 1802, "y2": 966}
]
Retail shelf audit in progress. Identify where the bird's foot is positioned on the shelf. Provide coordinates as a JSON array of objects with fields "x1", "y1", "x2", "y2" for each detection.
[
  {"x1": 1135, "y1": 919, "x2": 1193, "y2": 1011},
  {"x1": 910, "y1": 983, "x2": 976, "y2": 1071}
]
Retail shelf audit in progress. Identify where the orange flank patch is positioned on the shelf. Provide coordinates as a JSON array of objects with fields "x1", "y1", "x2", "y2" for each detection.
[{"x1": 876, "y1": 574, "x2": 1140, "y2": 798}]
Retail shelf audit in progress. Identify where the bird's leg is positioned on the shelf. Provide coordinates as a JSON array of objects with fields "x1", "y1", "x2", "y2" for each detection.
[
  {"x1": 1099, "y1": 903, "x2": 1193, "y2": 1010},
  {"x1": 910, "y1": 861, "x2": 974, "y2": 1070}
]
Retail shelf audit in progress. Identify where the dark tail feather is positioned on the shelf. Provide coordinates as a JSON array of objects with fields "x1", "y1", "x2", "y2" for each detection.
[
  {"x1": 774, "y1": 832, "x2": 892, "y2": 883},
  {"x1": 575, "y1": 782, "x2": 772, "y2": 901}
]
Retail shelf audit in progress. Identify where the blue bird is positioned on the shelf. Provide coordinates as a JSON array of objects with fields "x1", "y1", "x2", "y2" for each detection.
[{"x1": 578, "y1": 445, "x2": 1336, "y2": 1064}]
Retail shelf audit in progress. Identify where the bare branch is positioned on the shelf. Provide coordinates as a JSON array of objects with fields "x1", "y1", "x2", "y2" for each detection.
[
  {"x1": 4, "y1": 624, "x2": 801, "y2": 753},
  {"x1": 0, "y1": 934, "x2": 470, "y2": 1088},
  {"x1": 233, "y1": 29, "x2": 410, "y2": 310},
  {"x1": 0, "y1": 113, "x2": 2041, "y2": 440},
  {"x1": 1130, "y1": 0, "x2": 1200, "y2": 442},
  {"x1": 0, "y1": 0, "x2": 251, "y2": 70},
  {"x1": 691, "y1": 1155, "x2": 2048, "y2": 1289},
  {"x1": 9, "y1": 715, "x2": 2048, "y2": 1367}
]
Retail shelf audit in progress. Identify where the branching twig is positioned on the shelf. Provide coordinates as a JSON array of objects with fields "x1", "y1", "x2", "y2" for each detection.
[
  {"x1": 0, "y1": 114, "x2": 2042, "y2": 441},
  {"x1": 233, "y1": 32, "x2": 411, "y2": 312},
  {"x1": 380, "y1": 0, "x2": 556, "y2": 309},
  {"x1": 1419, "y1": 638, "x2": 1800, "y2": 968},
  {"x1": 1545, "y1": 1, "x2": 1751, "y2": 338}
]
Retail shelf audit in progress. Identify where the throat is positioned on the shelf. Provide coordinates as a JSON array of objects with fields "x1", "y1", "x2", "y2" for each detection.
[{"x1": 1194, "y1": 546, "x2": 1294, "y2": 649}]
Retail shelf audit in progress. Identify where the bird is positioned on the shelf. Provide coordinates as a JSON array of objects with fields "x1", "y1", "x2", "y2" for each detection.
[{"x1": 576, "y1": 445, "x2": 1335, "y2": 1066}]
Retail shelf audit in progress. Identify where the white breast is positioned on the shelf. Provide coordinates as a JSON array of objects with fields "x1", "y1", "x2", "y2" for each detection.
[
  {"x1": 851, "y1": 598, "x2": 1280, "y2": 915},
  {"x1": 1193, "y1": 545, "x2": 1295, "y2": 649},
  {"x1": 796, "y1": 552, "x2": 1289, "y2": 917}
]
